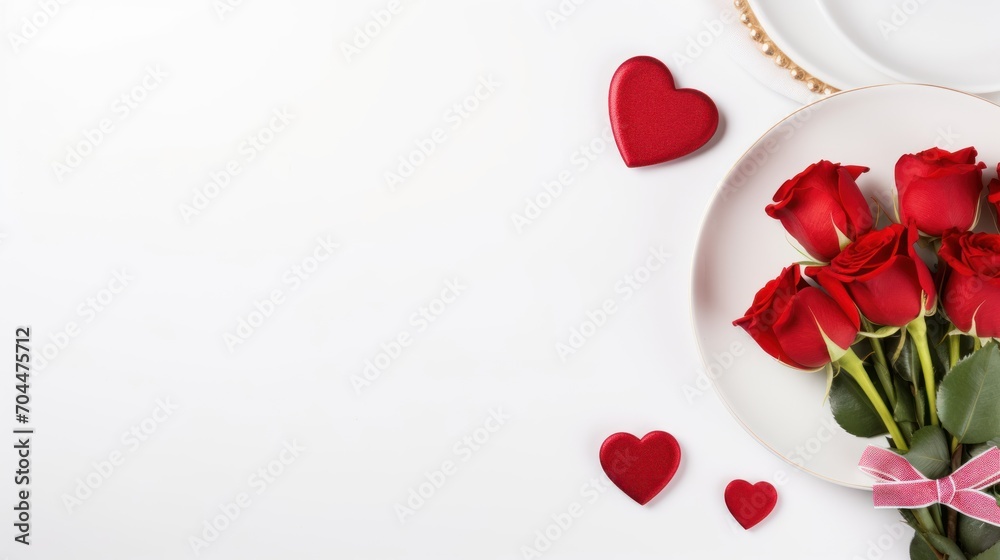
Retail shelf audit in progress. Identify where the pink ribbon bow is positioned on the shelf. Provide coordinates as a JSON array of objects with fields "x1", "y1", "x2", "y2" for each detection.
[{"x1": 858, "y1": 445, "x2": 1000, "y2": 526}]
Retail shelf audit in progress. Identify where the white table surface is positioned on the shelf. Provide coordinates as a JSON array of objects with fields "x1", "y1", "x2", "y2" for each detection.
[{"x1": 0, "y1": 0, "x2": 911, "y2": 558}]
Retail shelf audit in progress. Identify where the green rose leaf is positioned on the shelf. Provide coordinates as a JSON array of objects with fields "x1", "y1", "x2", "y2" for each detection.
[
  {"x1": 912, "y1": 532, "x2": 969, "y2": 560},
  {"x1": 894, "y1": 376, "x2": 917, "y2": 425},
  {"x1": 909, "y1": 534, "x2": 938, "y2": 560},
  {"x1": 900, "y1": 509, "x2": 921, "y2": 532},
  {"x1": 915, "y1": 382, "x2": 928, "y2": 429},
  {"x1": 874, "y1": 359, "x2": 895, "y2": 405},
  {"x1": 938, "y1": 342, "x2": 1000, "y2": 444},
  {"x1": 972, "y1": 540, "x2": 1000, "y2": 560},
  {"x1": 903, "y1": 425, "x2": 951, "y2": 479},
  {"x1": 960, "y1": 514, "x2": 1000, "y2": 557},
  {"x1": 830, "y1": 370, "x2": 887, "y2": 438},
  {"x1": 925, "y1": 533, "x2": 968, "y2": 560},
  {"x1": 894, "y1": 337, "x2": 919, "y2": 383}
]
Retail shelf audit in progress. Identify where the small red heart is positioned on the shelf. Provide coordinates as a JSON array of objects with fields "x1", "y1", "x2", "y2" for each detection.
[
  {"x1": 609, "y1": 56, "x2": 719, "y2": 167},
  {"x1": 724, "y1": 480, "x2": 778, "y2": 530},
  {"x1": 599, "y1": 431, "x2": 681, "y2": 505}
]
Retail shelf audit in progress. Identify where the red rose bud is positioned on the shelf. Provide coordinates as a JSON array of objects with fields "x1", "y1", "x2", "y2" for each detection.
[
  {"x1": 939, "y1": 231, "x2": 1000, "y2": 337},
  {"x1": 807, "y1": 224, "x2": 936, "y2": 328},
  {"x1": 734, "y1": 266, "x2": 859, "y2": 370},
  {"x1": 765, "y1": 160, "x2": 872, "y2": 263},
  {"x1": 895, "y1": 146, "x2": 986, "y2": 237}
]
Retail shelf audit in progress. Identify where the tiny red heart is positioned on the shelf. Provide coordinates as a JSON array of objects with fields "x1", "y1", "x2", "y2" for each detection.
[
  {"x1": 608, "y1": 55, "x2": 719, "y2": 167},
  {"x1": 724, "y1": 480, "x2": 778, "y2": 530},
  {"x1": 599, "y1": 431, "x2": 681, "y2": 505}
]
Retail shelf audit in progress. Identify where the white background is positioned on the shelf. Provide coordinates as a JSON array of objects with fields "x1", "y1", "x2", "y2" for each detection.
[{"x1": 0, "y1": 0, "x2": 909, "y2": 558}]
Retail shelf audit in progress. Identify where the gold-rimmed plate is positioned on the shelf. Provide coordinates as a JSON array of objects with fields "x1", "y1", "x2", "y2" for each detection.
[{"x1": 745, "y1": 0, "x2": 896, "y2": 92}]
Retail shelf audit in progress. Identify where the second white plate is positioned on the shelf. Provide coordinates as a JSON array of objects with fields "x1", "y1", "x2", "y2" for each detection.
[{"x1": 817, "y1": 0, "x2": 1000, "y2": 93}]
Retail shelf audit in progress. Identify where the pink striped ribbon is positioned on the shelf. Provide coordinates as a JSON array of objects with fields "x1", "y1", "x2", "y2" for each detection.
[{"x1": 858, "y1": 445, "x2": 1000, "y2": 526}]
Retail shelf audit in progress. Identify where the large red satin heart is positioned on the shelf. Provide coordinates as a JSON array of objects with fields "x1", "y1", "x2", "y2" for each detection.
[
  {"x1": 724, "y1": 480, "x2": 778, "y2": 529},
  {"x1": 609, "y1": 56, "x2": 719, "y2": 167},
  {"x1": 599, "y1": 431, "x2": 681, "y2": 505}
]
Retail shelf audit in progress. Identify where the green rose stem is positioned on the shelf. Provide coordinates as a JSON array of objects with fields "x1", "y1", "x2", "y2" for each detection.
[
  {"x1": 914, "y1": 507, "x2": 943, "y2": 536},
  {"x1": 946, "y1": 333, "x2": 960, "y2": 452},
  {"x1": 948, "y1": 334, "x2": 960, "y2": 369},
  {"x1": 946, "y1": 442, "x2": 964, "y2": 542},
  {"x1": 905, "y1": 315, "x2": 939, "y2": 426},
  {"x1": 869, "y1": 337, "x2": 896, "y2": 408},
  {"x1": 837, "y1": 349, "x2": 909, "y2": 452}
]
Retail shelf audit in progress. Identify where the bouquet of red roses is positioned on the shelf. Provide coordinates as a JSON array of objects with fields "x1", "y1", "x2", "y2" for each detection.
[{"x1": 735, "y1": 147, "x2": 1000, "y2": 559}]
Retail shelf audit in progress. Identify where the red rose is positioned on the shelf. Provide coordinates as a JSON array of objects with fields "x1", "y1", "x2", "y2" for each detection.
[
  {"x1": 988, "y1": 163, "x2": 1000, "y2": 219},
  {"x1": 765, "y1": 160, "x2": 872, "y2": 263},
  {"x1": 939, "y1": 231, "x2": 1000, "y2": 337},
  {"x1": 807, "y1": 224, "x2": 936, "y2": 327},
  {"x1": 734, "y1": 266, "x2": 859, "y2": 370},
  {"x1": 895, "y1": 146, "x2": 986, "y2": 237}
]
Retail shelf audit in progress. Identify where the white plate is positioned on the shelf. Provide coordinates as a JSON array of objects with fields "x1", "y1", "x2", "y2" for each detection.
[
  {"x1": 748, "y1": 0, "x2": 900, "y2": 91},
  {"x1": 692, "y1": 84, "x2": 1000, "y2": 488},
  {"x1": 817, "y1": 0, "x2": 1000, "y2": 93}
]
